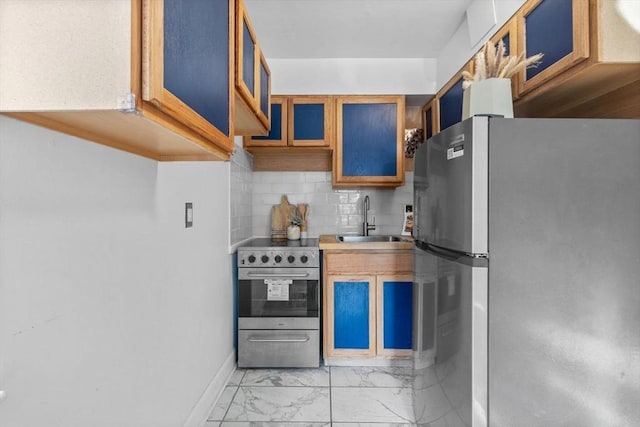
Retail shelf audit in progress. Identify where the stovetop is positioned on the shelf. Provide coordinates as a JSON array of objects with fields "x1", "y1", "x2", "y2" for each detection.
[{"x1": 237, "y1": 238, "x2": 319, "y2": 268}]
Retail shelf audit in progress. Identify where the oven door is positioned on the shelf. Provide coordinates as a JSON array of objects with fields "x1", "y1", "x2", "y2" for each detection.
[{"x1": 238, "y1": 268, "x2": 319, "y2": 318}]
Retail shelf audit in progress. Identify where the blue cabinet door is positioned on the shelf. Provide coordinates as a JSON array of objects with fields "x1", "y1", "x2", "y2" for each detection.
[
  {"x1": 259, "y1": 53, "x2": 270, "y2": 122},
  {"x1": 438, "y1": 77, "x2": 464, "y2": 132},
  {"x1": 327, "y1": 275, "x2": 376, "y2": 357},
  {"x1": 144, "y1": 0, "x2": 234, "y2": 153},
  {"x1": 490, "y1": 20, "x2": 519, "y2": 99},
  {"x1": 518, "y1": 0, "x2": 589, "y2": 95},
  {"x1": 378, "y1": 277, "x2": 413, "y2": 355},
  {"x1": 235, "y1": 0, "x2": 271, "y2": 134},
  {"x1": 289, "y1": 96, "x2": 333, "y2": 147},
  {"x1": 335, "y1": 96, "x2": 404, "y2": 187},
  {"x1": 334, "y1": 281, "x2": 371, "y2": 349},
  {"x1": 246, "y1": 96, "x2": 287, "y2": 146},
  {"x1": 422, "y1": 98, "x2": 438, "y2": 140}
]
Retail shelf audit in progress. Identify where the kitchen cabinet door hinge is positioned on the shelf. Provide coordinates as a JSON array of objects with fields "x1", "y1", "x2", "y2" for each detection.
[{"x1": 116, "y1": 93, "x2": 137, "y2": 113}]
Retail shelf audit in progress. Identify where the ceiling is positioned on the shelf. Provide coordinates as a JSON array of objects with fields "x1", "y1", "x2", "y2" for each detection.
[{"x1": 244, "y1": 0, "x2": 475, "y2": 59}]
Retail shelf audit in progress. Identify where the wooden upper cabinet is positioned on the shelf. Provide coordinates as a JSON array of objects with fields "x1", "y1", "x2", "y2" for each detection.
[
  {"x1": 234, "y1": 0, "x2": 271, "y2": 135},
  {"x1": 334, "y1": 96, "x2": 405, "y2": 188},
  {"x1": 288, "y1": 96, "x2": 334, "y2": 147},
  {"x1": 516, "y1": 0, "x2": 590, "y2": 96},
  {"x1": 514, "y1": 0, "x2": 640, "y2": 118},
  {"x1": 244, "y1": 95, "x2": 288, "y2": 147},
  {"x1": 143, "y1": 0, "x2": 234, "y2": 152},
  {"x1": 437, "y1": 64, "x2": 470, "y2": 132},
  {"x1": 490, "y1": 19, "x2": 520, "y2": 99},
  {"x1": 0, "y1": 0, "x2": 234, "y2": 161},
  {"x1": 421, "y1": 98, "x2": 439, "y2": 141}
]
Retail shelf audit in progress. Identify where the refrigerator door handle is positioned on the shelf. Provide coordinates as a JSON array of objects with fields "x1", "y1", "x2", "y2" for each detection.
[{"x1": 415, "y1": 240, "x2": 488, "y2": 267}]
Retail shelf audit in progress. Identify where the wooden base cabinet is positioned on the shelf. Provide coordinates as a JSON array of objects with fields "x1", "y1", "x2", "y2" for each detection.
[
  {"x1": 0, "y1": 0, "x2": 236, "y2": 161},
  {"x1": 323, "y1": 250, "x2": 413, "y2": 361}
]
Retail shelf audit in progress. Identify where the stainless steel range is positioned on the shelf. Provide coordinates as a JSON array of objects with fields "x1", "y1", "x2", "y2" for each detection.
[{"x1": 237, "y1": 238, "x2": 320, "y2": 368}]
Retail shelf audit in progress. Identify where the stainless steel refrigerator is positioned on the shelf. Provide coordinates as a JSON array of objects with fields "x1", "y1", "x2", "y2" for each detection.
[{"x1": 412, "y1": 117, "x2": 640, "y2": 427}]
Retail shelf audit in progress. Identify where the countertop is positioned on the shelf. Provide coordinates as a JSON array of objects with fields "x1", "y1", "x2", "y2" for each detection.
[{"x1": 318, "y1": 234, "x2": 414, "y2": 251}]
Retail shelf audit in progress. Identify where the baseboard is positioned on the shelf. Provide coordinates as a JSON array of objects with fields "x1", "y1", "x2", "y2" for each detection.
[{"x1": 183, "y1": 350, "x2": 236, "y2": 427}]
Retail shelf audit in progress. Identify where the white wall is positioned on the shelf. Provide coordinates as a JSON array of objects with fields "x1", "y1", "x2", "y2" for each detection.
[
  {"x1": 251, "y1": 171, "x2": 413, "y2": 237},
  {"x1": 0, "y1": 116, "x2": 234, "y2": 427},
  {"x1": 436, "y1": 0, "x2": 527, "y2": 89},
  {"x1": 269, "y1": 58, "x2": 437, "y2": 95}
]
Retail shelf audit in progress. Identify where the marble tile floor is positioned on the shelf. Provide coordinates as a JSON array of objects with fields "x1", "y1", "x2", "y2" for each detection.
[{"x1": 204, "y1": 366, "x2": 420, "y2": 427}]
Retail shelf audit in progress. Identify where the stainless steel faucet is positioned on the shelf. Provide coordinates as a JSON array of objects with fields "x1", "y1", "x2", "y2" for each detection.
[{"x1": 362, "y1": 195, "x2": 376, "y2": 236}]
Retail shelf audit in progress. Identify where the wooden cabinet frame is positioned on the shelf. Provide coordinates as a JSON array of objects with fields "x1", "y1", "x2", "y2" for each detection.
[
  {"x1": 323, "y1": 250, "x2": 413, "y2": 361},
  {"x1": 234, "y1": 0, "x2": 270, "y2": 135},
  {"x1": 421, "y1": 97, "x2": 439, "y2": 140},
  {"x1": 334, "y1": 95, "x2": 405, "y2": 188},
  {"x1": 490, "y1": 19, "x2": 520, "y2": 100},
  {"x1": 288, "y1": 96, "x2": 335, "y2": 147},
  {"x1": 142, "y1": 0, "x2": 235, "y2": 152},
  {"x1": 516, "y1": 0, "x2": 590, "y2": 96}
]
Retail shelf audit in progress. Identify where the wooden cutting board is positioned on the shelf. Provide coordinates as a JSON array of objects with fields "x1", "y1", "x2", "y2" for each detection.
[{"x1": 271, "y1": 195, "x2": 297, "y2": 238}]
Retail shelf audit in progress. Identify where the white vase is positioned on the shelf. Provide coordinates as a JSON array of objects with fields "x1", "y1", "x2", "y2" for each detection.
[
  {"x1": 462, "y1": 77, "x2": 514, "y2": 120},
  {"x1": 287, "y1": 225, "x2": 301, "y2": 240}
]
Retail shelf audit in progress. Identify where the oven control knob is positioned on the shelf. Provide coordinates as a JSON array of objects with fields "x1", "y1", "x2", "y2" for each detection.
[
  {"x1": 248, "y1": 255, "x2": 256, "y2": 264},
  {"x1": 300, "y1": 255, "x2": 309, "y2": 264},
  {"x1": 275, "y1": 255, "x2": 282, "y2": 263},
  {"x1": 261, "y1": 255, "x2": 269, "y2": 263},
  {"x1": 287, "y1": 255, "x2": 295, "y2": 263}
]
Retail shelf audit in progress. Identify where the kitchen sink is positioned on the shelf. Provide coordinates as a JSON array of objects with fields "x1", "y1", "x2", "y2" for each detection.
[{"x1": 336, "y1": 235, "x2": 405, "y2": 243}]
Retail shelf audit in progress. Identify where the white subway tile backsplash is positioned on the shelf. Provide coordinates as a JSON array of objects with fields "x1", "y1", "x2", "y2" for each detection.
[{"x1": 229, "y1": 150, "x2": 413, "y2": 240}]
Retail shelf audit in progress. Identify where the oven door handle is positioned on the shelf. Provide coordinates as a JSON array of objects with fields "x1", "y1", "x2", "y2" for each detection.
[
  {"x1": 246, "y1": 272, "x2": 310, "y2": 278},
  {"x1": 247, "y1": 336, "x2": 311, "y2": 343}
]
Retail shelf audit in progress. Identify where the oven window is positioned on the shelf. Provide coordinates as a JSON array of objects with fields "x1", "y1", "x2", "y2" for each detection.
[{"x1": 238, "y1": 279, "x2": 319, "y2": 317}]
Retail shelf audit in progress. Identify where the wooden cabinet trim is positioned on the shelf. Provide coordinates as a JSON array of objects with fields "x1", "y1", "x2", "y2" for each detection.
[
  {"x1": 325, "y1": 251, "x2": 414, "y2": 275},
  {"x1": 141, "y1": 0, "x2": 235, "y2": 153}
]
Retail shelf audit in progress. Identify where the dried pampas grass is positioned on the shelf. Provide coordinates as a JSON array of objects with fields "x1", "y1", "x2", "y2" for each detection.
[{"x1": 462, "y1": 40, "x2": 543, "y2": 89}]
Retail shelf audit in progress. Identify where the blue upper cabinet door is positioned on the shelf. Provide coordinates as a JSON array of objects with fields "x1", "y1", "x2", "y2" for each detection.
[
  {"x1": 258, "y1": 50, "x2": 271, "y2": 126},
  {"x1": 142, "y1": 0, "x2": 234, "y2": 154},
  {"x1": 234, "y1": 0, "x2": 271, "y2": 136},
  {"x1": 238, "y1": 7, "x2": 256, "y2": 102},
  {"x1": 244, "y1": 96, "x2": 287, "y2": 147},
  {"x1": 422, "y1": 98, "x2": 438, "y2": 140},
  {"x1": 289, "y1": 96, "x2": 334, "y2": 147},
  {"x1": 438, "y1": 75, "x2": 464, "y2": 132},
  {"x1": 335, "y1": 96, "x2": 405, "y2": 188},
  {"x1": 490, "y1": 19, "x2": 519, "y2": 99},
  {"x1": 377, "y1": 276, "x2": 413, "y2": 356},
  {"x1": 517, "y1": 0, "x2": 590, "y2": 96}
]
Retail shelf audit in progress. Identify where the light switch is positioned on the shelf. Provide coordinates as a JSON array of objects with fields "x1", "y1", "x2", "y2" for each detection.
[{"x1": 185, "y1": 202, "x2": 193, "y2": 228}]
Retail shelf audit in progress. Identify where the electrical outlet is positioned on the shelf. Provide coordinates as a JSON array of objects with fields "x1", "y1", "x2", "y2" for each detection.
[{"x1": 185, "y1": 202, "x2": 193, "y2": 228}]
